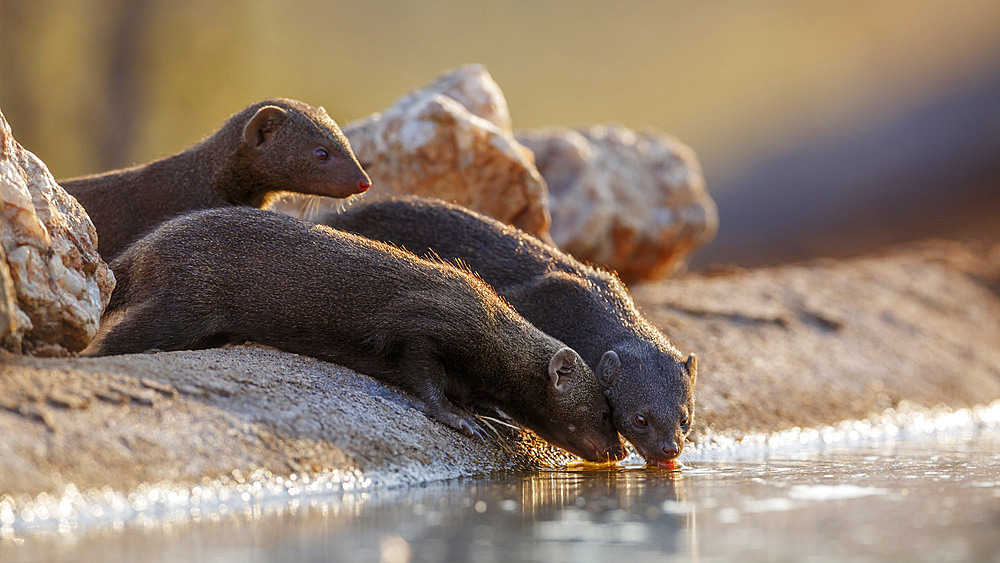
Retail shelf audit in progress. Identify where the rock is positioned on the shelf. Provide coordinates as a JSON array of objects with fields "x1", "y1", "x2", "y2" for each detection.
[
  {"x1": 0, "y1": 234, "x2": 19, "y2": 350},
  {"x1": 269, "y1": 65, "x2": 551, "y2": 238},
  {"x1": 516, "y1": 125, "x2": 718, "y2": 283},
  {"x1": 0, "y1": 345, "x2": 538, "y2": 497},
  {"x1": 631, "y1": 240, "x2": 1000, "y2": 436},
  {"x1": 0, "y1": 107, "x2": 115, "y2": 354},
  {"x1": 380, "y1": 62, "x2": 513, "y2": 132}
]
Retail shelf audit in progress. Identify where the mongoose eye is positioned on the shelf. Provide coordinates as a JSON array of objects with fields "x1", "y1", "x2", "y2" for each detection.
[
  {"x1": 634, "y1": 414, "x2": 648, "y2": 427},
  {"x1": 680, "y1": 416, "x2": 690, "y2": 427},
  {"x1": 314, "y1": 148, "x2": 330, "y2": 161}
]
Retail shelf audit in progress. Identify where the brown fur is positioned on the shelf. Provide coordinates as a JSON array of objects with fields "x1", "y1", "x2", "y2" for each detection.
[
  {"x1": 96, "y1": 207, "x2": 625, "y2": 462},
  {"x1": 321, "y1": 196, "x2": 697, "y2": 467},
  {"x1": 61, "y1": 98, "x2": 370, "y2": 261}
]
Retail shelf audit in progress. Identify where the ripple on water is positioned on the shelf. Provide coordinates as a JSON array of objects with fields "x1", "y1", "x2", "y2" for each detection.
[
  {"x1": 1, "y1": 467, "x2": 373, "y2": 536},
  {"x1": 785, "y1": 484, "x2": 889, "y2": 501},
  {"x1": 2, "y1": 399, "x2": 999, "y2": 536},
  {"x1": 678, "y1": 399, "x2": 1000, "y2": 462}
]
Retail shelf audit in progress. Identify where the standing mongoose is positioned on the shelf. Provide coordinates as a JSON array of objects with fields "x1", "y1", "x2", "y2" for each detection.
[
  {"x1": 95, "y1": 207, "x2": 626, "y2": 463},
  {"x1": 60, "y1": 98, "x2": 371, "y2": 261},
  {"x1": 321, "y1": 196, "x2": 697, "y2": 469}
]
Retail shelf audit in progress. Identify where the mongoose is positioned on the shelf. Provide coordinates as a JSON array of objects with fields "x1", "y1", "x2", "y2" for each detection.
[
  {"x1": 320, "y1": 197, "x2": 697, "y2": 469},
  {"x1": 60, "y1": 98, "x2": 371, "y2": 261},
  {"x1": 95, "y1": 207, "x2": 626, "y2": 462}
]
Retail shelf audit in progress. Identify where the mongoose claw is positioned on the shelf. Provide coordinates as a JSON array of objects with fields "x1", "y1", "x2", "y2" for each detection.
[
  {"x1": 435, "y1": 410, "x2": 487, "y2": 440},
  {"x1": 455, "y1": 417, "x2": 488, "y2": 441}
]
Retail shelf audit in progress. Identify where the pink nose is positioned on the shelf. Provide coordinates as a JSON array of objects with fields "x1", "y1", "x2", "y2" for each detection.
[{"x1": 358, "y1": 177, "x2": 372, "y2": 192}]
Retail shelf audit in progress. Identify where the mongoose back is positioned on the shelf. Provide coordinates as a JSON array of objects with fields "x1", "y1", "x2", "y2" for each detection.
[
  {"x1": 96, "y1": 207, "x2": 625, "y2": 462},
  {"x1": 321, "y1": 196, "x2": 697, "y2": 468},
  {"x1": 61, "y1": 98, "x2": 371, "y2": 261}
]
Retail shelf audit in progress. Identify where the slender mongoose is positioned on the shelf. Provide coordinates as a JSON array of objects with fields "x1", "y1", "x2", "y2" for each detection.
[
  {"x1": 95, "y1": 207, "x2": 626, "y2": 462},
  {"x1": 321, "y1": 196, "x2": 697, "y2": 468},
  {"x1": 60, "y1": 98, "x2": 371, "y2": 260}
]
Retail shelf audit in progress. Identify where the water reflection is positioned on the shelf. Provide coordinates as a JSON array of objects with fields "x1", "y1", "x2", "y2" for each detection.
[
  {"x1": 3, "y1": 412, "x2": 1000, "y2": 561},
  {"x1": 523, "y1": 469, "x2": 694, "y2": 560}
]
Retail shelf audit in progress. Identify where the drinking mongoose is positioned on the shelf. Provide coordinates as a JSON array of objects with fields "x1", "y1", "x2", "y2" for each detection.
[
  {"x1": 60, "y1": 98, "x2": 371, "y2": 261},
  {"x1": 94, "y1": 207, "x2": 626, "y2": 462},
  {"x1": 321, "y1": 196, "x2": 697, "y2": 468}
]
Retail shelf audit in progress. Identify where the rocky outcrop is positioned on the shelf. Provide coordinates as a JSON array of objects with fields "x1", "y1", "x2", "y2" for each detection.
[
  {"x1": 517, "y1": 125, "x2": 718, "y2": 283},
  {"x1": 376, "y1": 62, "x2": 513, "y2": 132},
  {"x1": 2, "y1": 240, "x2": 999, "y2": 501},
  {"x1": 0, "y1": 345, "x2": 538, "y2": 498},
  {"x1": 271, "y1": 67, "x2": 721, "y2": 274},
  {"x1": 0, "y1": 108, "x2": 115, "y2": 354},
  {"x1": 269, "y1": 65, "x2": 551, "y2": 238},
  {"x1": 0, "y1": 236, "x2": 18, "y2": 349},
  {"x1": 631, "y1": 240, "x2": 1000, "y2": 435}
]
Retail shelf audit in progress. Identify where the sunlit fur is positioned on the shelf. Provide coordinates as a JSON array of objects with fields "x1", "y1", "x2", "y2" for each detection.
[
  {"x1": 321, "y1": 196, "x2": 697, "y2": 465},
  {"x1": 60, "y1": 98, "x2": 369, "y2": 261},
  {"x1": 98, "y1": 207, "x2": 623, "y2": 462}
]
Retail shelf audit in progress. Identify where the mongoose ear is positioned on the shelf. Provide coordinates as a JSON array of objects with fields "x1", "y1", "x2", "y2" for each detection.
[
  {"x1": 243, "y1": 105, "x2": 288, "y2": 147},
  {"x1": 685, "y1": 353, "x2": 698, "y2": 384},
  {"x1": 548, "y1": 347, "x2": 581, "y2": 392},
  {"x1": 596, "y1": 350, "x2": 621, "y2": 389}
]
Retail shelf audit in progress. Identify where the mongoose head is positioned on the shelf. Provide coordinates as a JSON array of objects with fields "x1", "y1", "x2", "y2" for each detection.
[
  {"x1": 526, "y1": 347, "x2": 626, "y2": 463},
  {"x1": 230, "y1": 98, "x2": 371, "y2": 202},
  {"x1": 597, "y1": 346, "x2": 697, "y2": 468}
]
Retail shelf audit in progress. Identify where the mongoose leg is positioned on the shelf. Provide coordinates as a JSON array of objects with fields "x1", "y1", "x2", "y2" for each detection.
[
  {"x1": 98, "y1": 300, "x2": 225, "y2": 356},
  {"x1": 404, "y1": 341, "x2": 487, "y2": 440},
  {"x1": 97, "y1": 302, "x2": 168, "y2": 355}
]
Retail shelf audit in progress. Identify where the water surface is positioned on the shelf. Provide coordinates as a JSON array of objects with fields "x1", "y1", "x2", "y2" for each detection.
[{"x1": 3, "y1": 403, "x2": 1000, "y2": 562}]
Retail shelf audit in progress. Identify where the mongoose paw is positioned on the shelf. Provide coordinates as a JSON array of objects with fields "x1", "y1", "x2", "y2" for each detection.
[
  {"x1": 456, "y1": 418, "x2": 489, "y2": 441},
  {"x1": 435, "y1": 411, "x2": 487, "y2": 440}
]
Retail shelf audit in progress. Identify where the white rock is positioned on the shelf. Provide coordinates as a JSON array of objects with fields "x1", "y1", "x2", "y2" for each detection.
[
  {"x1": 270, "y1": 64, "x2": 551, "y2": 238},
  {"x1": 0, "y1": 107, "x2": 115, "y2": 354},
  {"x1": 517, "y1": 125, "x2": 718, "y2": 282}
]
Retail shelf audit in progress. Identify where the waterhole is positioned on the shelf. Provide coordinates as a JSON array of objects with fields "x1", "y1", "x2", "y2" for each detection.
[{"x1": 3, "y1": 401, "x2": 999, "y2": 562}]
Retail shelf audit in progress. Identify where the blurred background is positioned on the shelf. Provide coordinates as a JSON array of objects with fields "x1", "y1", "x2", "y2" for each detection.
[{"x1": 2, "y1": 0, "x2": 998, "y2": 268}]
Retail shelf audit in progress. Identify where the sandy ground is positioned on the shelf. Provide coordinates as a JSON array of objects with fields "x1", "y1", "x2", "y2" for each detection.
[
  {"x1": 2, "y1": 239, "x2": 998, "y2": 497},
  {"x1": 637, "y1": 240, "x2": 1000, "y2": 437}
]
